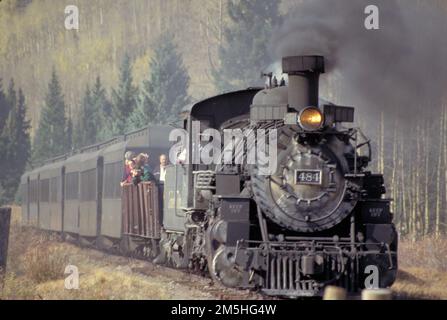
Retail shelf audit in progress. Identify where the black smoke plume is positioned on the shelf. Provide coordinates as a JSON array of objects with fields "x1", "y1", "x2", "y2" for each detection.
[{"x1": 271, "y1": 0, "x2": 447, "y2": 117}]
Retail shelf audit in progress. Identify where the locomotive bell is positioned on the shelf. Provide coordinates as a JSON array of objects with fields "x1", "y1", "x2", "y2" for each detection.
[{"x1": 282, "y1": 55, "x2": 325, "y2": 111}]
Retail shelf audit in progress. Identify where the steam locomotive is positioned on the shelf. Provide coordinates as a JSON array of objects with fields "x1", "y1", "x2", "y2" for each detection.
[{"x1": 20, "y1": 55, "x2": 397, "y2": 298}]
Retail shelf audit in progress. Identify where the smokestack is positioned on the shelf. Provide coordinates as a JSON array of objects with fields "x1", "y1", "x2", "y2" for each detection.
[{"x1": 282, "y1": 55, "x2": 325, "y2": 111}]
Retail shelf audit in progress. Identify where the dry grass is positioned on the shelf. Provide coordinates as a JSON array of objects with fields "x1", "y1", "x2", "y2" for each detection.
[
  {"x1": 398, "y1": 236, "x2": 447, "y2": 272},
  {"x1": 0, "y1": 207, "x2": 217, "y2": 300},
  {"x1": 4, "y1": 212, "x2": 66, "y2": 280},
  {"x1": 392, "y1": 236, "x2": 447, "y2": 299},
  {"x1": 21, "y1": 243, "x2": 68, "y2": 283},
  {"x1": 1, "y1": 223, "x2": 212, "y2": 299},
  {"x1": 393, "y1": 267, "x2": 447, "y2": 299},
  {"x1": 0, "y1": 207, "x2": 68, "y2": 299},
  {"x1": 3, "y1": 206, "x2": 447, "y2": 300},
  {"x1": 1, "y1": 273, "x2": 37, "y2": 300}
]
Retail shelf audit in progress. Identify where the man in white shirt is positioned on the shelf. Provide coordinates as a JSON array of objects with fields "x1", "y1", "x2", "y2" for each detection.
[{"x1": 155, "y1": 154, "x2": 168, "y2": 182}]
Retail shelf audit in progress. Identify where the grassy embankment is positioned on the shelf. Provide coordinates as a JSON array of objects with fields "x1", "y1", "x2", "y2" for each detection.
[
  {"x1": 1, "y1": 206, "x2": 447, "y2": 300},
  {"x1": 0, "y1": 206, "x2": 261, "y2": 300}
]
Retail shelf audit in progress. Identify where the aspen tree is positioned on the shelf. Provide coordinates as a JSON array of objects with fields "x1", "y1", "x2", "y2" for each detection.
[
  {"x1": 435, "y1": 106, "x2": 445, "y2": 237},
  {"x1": 391, "y1": 122, "x2": 398, "y2": 220},
  {"x1": 443, "y1": 103, "x2": 447, "y2": 235},
  {"x1": 423, "y1": 120, "x2": 430, "y2": 235},
  {"x1": 415, "y1": 123, "x2": 421, "y2": 237},
  {"x1": 399, "y1": 136, "x2": 407, "y2": 234}
]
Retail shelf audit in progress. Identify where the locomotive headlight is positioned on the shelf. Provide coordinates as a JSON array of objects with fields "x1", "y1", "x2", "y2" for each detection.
[{"x1": 298, "y1": 107, "x2": 324, "y2": 131}]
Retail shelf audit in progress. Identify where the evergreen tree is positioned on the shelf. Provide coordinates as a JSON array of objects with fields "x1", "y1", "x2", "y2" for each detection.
[
  {"x1": 33, "y1": 69, "x2": 67, "y2": 162},
  {"x1": 0, "y1": 185, "x2": 6, "y2": 207},
  {"x1": 72, "y1": 112, "x2": 82, "y2": 149},
  {"x1": 66, "y1": 107, "x2": 73, "y2": 152},
  {"x1": 74, "y1": 77, "x2": 112, "y2": 148},
  {"x1": 77, "y1": 84, "x2": 96, "y2": 146},
  {"x1": 0, "y1": 81, "x2": 9, "y2": 205},
  {"x1": 110, "y1": 55, "x2": 137, "y2": 135},
  {"x1": 0, "y1": 87, "x2": 31, "y2": 205},
  {"x1": 6, "y1": 79, "x2": 17, "y2": 116},
  {"x1": 92, "y1": 76, "x2": 113, "y2": 141},
  {"x1": 0, "y1": 79, "x2": 18, "y2": 204},
  {"x1": 212, "y1": 0, "x2": 282, "y2": 92},
  {"x1": 0, "y1": 79, "x2": 10, "y2": 132},
  {"x1": 128, "y1": 34, "x2": 190, "y2": 129}
]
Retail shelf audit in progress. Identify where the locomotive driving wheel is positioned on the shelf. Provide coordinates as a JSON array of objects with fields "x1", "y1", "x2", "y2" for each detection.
[{"x1": 204, "y1": 216, "x2": 244, "y2": 288}]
